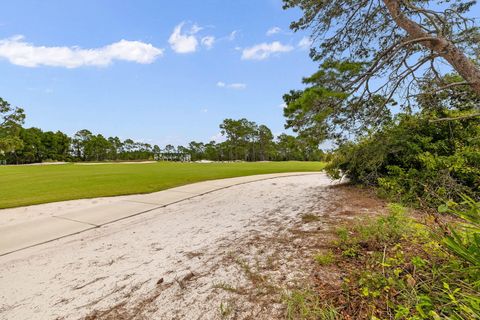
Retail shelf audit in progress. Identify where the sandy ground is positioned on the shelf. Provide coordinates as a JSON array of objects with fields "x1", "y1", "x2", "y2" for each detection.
[
  {"x1": 13, "y1": 162, "x2": 68, "y2": 166},
  {"x1": 4, "y1": 161, "x2": 157, "y2": 167},
  {"x1": 0, "y1": 174, "x2": 346, "y2": 320},
  {"x1": 74, "y1": 161, "x2": 157, "y2": 165}
]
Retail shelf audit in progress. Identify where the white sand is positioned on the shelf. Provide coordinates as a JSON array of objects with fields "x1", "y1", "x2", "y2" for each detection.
[
  {"x1": 74, "y1": 161, "x2": 157, "y2": 165},
  {"x1": 0, "y1": 174, "x2": 333, "y2": 319},
  {"x1": 9, "y1": 162, "x2": 68, "y2": 166}
]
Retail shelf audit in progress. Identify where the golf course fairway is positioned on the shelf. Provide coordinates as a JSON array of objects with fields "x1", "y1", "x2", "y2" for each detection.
[{"x1": 0, "y1": 161, "x2": 326, "y2": 209}]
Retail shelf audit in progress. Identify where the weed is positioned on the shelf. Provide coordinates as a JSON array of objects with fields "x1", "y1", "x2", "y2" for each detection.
[
  {"x1": 213, "y1": 282, "x2": 242, "y2": 294},
  {"x1": 336, "y1": 227, "x2": 361, "y2": 258},
  {"x1": 356, "y1": 203, "x2": 410, "y2": 247},
  {"x1": 284, "y1": 290, "x2": 338, "y2": 320},
  {"x1": 236, "y1": 258, "x2": 267, "y2": 284},
  {"x1": 313, "y1": 250, "x2": 335, "y2": 265},
  {"x1": 219, "y1": 301, "x2": 233, "y2": 319}
]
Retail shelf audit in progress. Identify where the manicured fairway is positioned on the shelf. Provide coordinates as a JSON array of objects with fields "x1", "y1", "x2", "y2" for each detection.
[{"x1": 0, "y1": 161, "x2": 325, "y2": 209}]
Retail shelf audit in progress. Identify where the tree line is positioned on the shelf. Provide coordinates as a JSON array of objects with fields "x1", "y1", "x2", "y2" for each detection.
[{"x1": 0, "y1": 99, "x2": 324, "y2": 164}]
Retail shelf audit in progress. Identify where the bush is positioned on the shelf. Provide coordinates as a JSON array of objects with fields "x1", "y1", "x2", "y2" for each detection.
[{"x1": 327, "y1": 112, "x2": 480, "y2": 207}]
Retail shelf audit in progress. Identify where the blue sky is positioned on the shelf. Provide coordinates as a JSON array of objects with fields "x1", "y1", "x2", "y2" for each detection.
[{"x1": 0, "y1": 0, "x2": 317, "y2": 146}]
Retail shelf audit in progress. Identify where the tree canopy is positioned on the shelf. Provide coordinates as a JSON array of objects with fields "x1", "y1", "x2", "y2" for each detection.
[
  {"x1": 283, "y1": 0, "x2": 480, "y2": 106},
  {"x1": 0, "y1": 98, "x2": 25, "y2": 155}
]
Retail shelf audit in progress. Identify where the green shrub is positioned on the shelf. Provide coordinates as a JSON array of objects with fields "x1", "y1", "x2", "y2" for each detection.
[
  {"x1": 357, "y1": 203, "x2": 411, "y2": 247},
  {"x1": 284, "y1": 290, "x2": 338, "y2": 320},
  {"x1": 327, "y1": 112, "x2": 480, "y2": 208},
  {"x1": 313, "y1": 250, "x2": 335, "y2": 265}
]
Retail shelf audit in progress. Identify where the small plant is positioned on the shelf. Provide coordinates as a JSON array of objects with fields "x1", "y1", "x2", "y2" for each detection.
[
  {"x1": 213, "y1": 281, "x2": 241, "y2": 294},
  {"x1": 356, "y1": 203, "x2": 410, "y2": 247},
  {"x1": 313, "y1": 250, "x2": 335, "y2": 265},
  {"x1": 336, "y1": 227, "x2": 361, "y2": 258},
  {"x1": 236, "y1": 258, "x2": 266, "y2": 284},
  {"x1": 284, "y1": 290, "x2": 338, "y2": 320},
  {"x1": 219, "y1": 301, "x2": 233, "y2": 319},
  {"x1": 439, "y1": 195, "x2": 480, "y2": 268}
]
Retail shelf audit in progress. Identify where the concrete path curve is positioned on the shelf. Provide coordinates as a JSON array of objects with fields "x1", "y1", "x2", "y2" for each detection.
[{"x1": 0, "y1": 172, "x2": 320, "y2": 256}]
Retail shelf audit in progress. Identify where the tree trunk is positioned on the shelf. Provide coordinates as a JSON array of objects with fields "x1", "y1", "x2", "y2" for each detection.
[{"x1": 383, "y1": 0, "x2": 480, "y2": 95}]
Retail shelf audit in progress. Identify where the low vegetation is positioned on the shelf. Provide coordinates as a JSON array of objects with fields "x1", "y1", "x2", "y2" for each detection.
[
  {"x1": 326, "y1": 110, "x2": 480, "y2": 208},
  {"x1": 285, "y1": 202, "x2": 480, "y2": 319},
  {"x1": 0, "y1": 161, "x2": 325, "y2": 209}
]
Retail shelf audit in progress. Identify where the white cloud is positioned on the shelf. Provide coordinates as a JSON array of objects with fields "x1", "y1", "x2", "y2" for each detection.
[
  {"x1": 201, "y1": 108, "x2": 208, "y2": 113},
  {"x1": 241, "y1": 41, "x2": 293, "y2": 60},
  {"x1": 298, "y1": 36, "x2": 313, "y2": 50},
  {"x1": 228, "y1": 83, "x2": 246, "y2": 89},
  {"x1": 216, "y1": 81, "x2": 246, "y2": 90},
  {"x1": 190, "y1": 24, "x2": 203, "y2": 34},
  {"x1": 0, "y1": 35, "x2": 163, "y2": 68},
  {"x1": 227, "y1": 30, "x2": 238, "y2": 41},
  {"x1": 201, "y1": 36, "x2": 215, "y2": 49},
  {"x1": 266, "y1": 26, "x2": 281, "y2": 36},
  {"x1": 168, "y1": 22, "x2": 201, "y2": 54}
]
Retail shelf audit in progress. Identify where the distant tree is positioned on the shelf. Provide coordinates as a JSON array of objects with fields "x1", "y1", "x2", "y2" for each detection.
[
  {"x1": 107, "y1": 136, "x2": 122, "y2": 160},
  {"x1": 152, "y1": 144, "x2": 161, "y2": 159},
  {"x1": 42, "y1": 131, "x2": 71, "y2": 161},
  {"x1": 188, "y1": 141, "x2": 205, "y2": 160},
  {"x1": 72, "y1": 129, "x2": 92, "y2": 160},
  {"x1": 84, "y1": 134, "x2": 110, "y2": 161},
  {"x1": 0, "y1": 98, "x2": 25, "y2": 157},
  {"x1": 257, "y1": 125, "x2": 274, "y2": 161},
  {"x1": 204, "y1": 141, "x2": 220, "y2": 161},
  {"x1": 220, "y1": 118, "x2": 257, "y2": 160},
  {"x1": 122, "y1": 139, "x2": 135, "y2": 153},
  {"x1": 13, "y1": 127, "x2": 43, "y2": 163},
  {"x1": 276, "y1": 134, "x2": 300, "y2": 161},
  {"x1": 177, "y1": 145, "x2": 189, "y2": 154},
  {"x1": 220, "y1": 119, "x2": 243, "y2": 159},
  {"x1": 164, "y1": 144, "x2": 175, "y2": 153}
]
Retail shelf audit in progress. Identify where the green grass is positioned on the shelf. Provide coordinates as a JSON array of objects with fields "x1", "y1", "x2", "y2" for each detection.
[
  {"x1": 0, "y1": 161, "x2": 325, "y2": 209},
  {"x1": 313, "y1": 250, "x2": 335, "y2": 266},
  {"x1": 284, "y1": 290, "x2": 338, "y2": 320}
]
